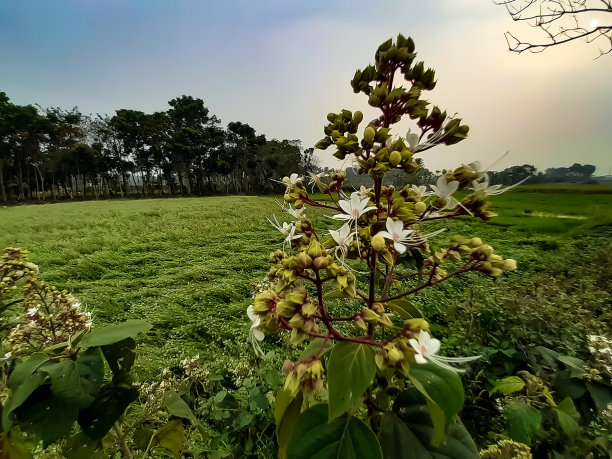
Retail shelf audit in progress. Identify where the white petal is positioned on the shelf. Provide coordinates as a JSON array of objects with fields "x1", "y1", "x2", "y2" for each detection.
[
  {"x1": 394, "y1": 242, "x2": 407, "y2": 254},
  {"x1": 247, "y1": 305, "x2": 258, "y2": 322},
  {"x1": 251, "y1": 327, "x2": 265, "y2": 342},
  {"x1": 378, "y1": 230, "x2": 393, "y2": 241},
  {"x1": 414, "y1": 354, "x2": 427, "y2": 364},
  {"x1": 409, "y1": 338, "x2": 420, "y2": 353},
  {"x1": 338, "y1": 199, "x2": 352, "y2": 215}
]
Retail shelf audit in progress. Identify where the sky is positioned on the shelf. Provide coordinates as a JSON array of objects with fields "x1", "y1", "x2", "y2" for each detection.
[{"x1": 1, "y1": 0, "x2": 610, "y2": 175}]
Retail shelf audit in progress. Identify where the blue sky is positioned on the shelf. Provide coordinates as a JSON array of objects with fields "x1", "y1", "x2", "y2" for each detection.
[{"x1": 1, "y1": 0, "x2": 610, "y2": 174}]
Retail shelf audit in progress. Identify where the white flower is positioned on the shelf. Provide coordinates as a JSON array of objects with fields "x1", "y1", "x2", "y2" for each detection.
[
  {"x1": 429, "y1": 176, "x2": 460, "y2": 210},
  {"x1": 409, "y1": 331, "x2": 480, "y2": 373},
  {"x1": 410, "y1": 185, "x2": 431, "y2": 199},
  {"x1": 282, "y1": 173, "x2": 303, "y2": 191},
  {"x1": 333, "y1": 192, "x2": 377, "y2": 222},
  {"x1": 267, "y1": 214, "x2": 302, "y2": 248},
  {"x1": 358, "y1": 185, "x2": 372, "y2": 199},
  {"x1": 378, "y1": 218, "x2": 414, "y2": 254},
  {"x1": 26, "y1": 307, "x2": 39, "y2": 317},
  {"x1": 247, "y1": 305, "x2": 265, "y2": 357},
  {"x1": 406, "y1": 129, "x2": 420, "y2": 150},
  {"x1": 308, "y1": 172, "x2": 328, "y2": 192},
  {"x1": 471, "y1": 173, "x2": 530, "y2": 196},
  {"x1": 276, "y1": 200, "x2": 306, "y2": 220},
  {"x1": 333, "y1": 192, "x2": 377, "y2": 252},
  {"x1": 329, "y1": 223, "x2": 354, "y2": 260}
]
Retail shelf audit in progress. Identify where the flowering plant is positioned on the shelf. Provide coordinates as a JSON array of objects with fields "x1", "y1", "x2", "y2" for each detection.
[{"x1": 249, "y1": 35, "x2": 519, "y2": 457}]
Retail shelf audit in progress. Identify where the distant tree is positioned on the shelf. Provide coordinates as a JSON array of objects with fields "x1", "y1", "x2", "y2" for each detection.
[{"x1": 495, "y1": 0, "x2": 612, "y2": 56}]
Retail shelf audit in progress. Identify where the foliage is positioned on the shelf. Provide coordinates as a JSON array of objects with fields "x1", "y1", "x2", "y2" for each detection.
[{"x1": 245, "y1": 34, "x2": 525, "y2": 457}]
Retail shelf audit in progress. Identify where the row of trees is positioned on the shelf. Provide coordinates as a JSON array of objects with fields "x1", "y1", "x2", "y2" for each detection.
[{"x1": 0, "y1": 92, "x2": 316, "y2": 203}]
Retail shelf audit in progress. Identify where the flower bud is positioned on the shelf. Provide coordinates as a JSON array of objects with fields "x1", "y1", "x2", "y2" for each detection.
[
  {"x1": 308, "y1": 240, "x2": 323, "y2": 259},
  {"x1": 363, "y1": 126, "x2": 376, "y2": 143},
  {"x1": 298, "y1": 252, "x2": 313, "y2": 268},
  {"x1": 363, "y1": 308, "x2": 380, "y2": 323},
  {"x1": 312, "y1": 256, "x2": 329, "y2": 270},
  {"x1": 389, "y1": 150, "x2": 401, "y2": 166},
  {"x1": 372, "y1": 302, "x2": 385, "y2": 314},
  {"x1": 371, "y1": 234, "x2": 386, "y2": 252},
  {"x1": 404, "y1": 318, "x2": 430, "y2": 333},
  {"x1": 414, "y1": 201, "x2": 427, "y2": 215},
  {"x1": 503, "y1": 259, "x2": 517, "y2": 271}
]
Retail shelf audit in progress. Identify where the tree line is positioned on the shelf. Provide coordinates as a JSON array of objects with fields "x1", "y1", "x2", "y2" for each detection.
[{"x1": 0, "y1": 92, "x2": 317, "y2": 204}]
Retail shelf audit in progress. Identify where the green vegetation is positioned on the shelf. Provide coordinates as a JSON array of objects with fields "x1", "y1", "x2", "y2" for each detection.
[{"x1": 0, "y1": 187, "x2": 609, "y2": 379}]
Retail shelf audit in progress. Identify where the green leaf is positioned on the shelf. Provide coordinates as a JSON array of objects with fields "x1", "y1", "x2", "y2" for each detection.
[
  {"x1": 298, "y1": 338, "x2": 334, "y2": 361},
  {"x1": 0, "y1": 432, "x2": 34, "y2": 459},
  {"x1": 3, "y1": 372, "x2": 46, "y2": 430},
  {"x1": 556, "y1": 397, "x2": 580, "y2": 436},
  {"x1": 408, "y1": 362, "x2": 464, "y2": 446},
  {"x1": 327, "y1": 342, "x2": 376, "y2": 420},
  {"x1": 43, "y1": 347, "x2": 104, "y2": 408},
  {"x1": 79, "y1": 320, "x2": 152, "y2": 348},
  {"x1": 78, "y1": 371, "x2": 138, "y2": 439},
  {"x1": 8, "y1": 353, "x2": 50, "y2": 388},
  {"x1": 490, "y1": 376, "x2": 525, "y2": 395},
  {"x1": 152, "y1": 419, "x2": 185, "y2": 459},
  {"x1": 387, "y1": 299, "x2": 423, "y2": 319},
  {"x1": 162, "y1": 391, "x2": 198, "y2": 424},
  {"x1": 553, "y1": 371, "x2": 587, "y2": 399},
  {"x1": 504, "y1": 400, "x2": 541, "y2": 444},
  {"x1": 62, "y1": 432, "x2": 106, "y2": 459},
  {"x1": 277, "y1": 392, "x2": 303, "y2": 459},
  {"x1": 14, "y1": 385, "x2": 78, "y2": 447},
  {"x1": 287, "y1": 404, "x2": 382, "y2": 459},
  {"x1": 378, "y1": 413, "x2": 432, "y2": 459},
  {"x1": 133, "y1": 428, "x2": 155, "y2": 451},
  {"x1": 585, "y1": 381, "x2": 612, "y2": 412},
  {"x1": 392, "y1": 389, "x2": 478, "y2": 458},
  {"x1": 556, "y1": 355, "x2": 586, "y2": 378},
  {"x1": 101, "y1": 337, "x2": 136, "y2": 373}
]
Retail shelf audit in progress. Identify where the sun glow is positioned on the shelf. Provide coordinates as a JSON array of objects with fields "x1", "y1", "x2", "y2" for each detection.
[{"x1": 590, "y1": 19, "x2": 599, "y2": 28}]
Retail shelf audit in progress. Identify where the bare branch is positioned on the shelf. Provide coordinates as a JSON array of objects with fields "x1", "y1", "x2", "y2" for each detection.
[{"x1": 494, "y1": 0, "x2": 612, "y2": 56}]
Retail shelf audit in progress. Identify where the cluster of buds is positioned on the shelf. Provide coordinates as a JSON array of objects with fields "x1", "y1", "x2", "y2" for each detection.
[
  {"x1": 134, "y1": 369, "x2": 180, "y2": 412},
  {"x1": 432, "y1": 236, "x2": 517, "y2": 277},
  {"x1": 282, "y1": 359, "x2": 325, "y2": 396},
  {"x1": 586, "y1": 335, "x2": 612, "y2": 382},
  {"x1": 309, "y1": 171, "x2": 345, "y2": 195},
  {"x1": 479, "y1": 439, "x2": 533, "y2": 459},
  {"x1": 374, "y1": 319, "x2": 430, "y2": 376},
  {"x1": 0, "y1": 248, "x2": 38, "y2": 298},
  {"x1": 276, "y1": 287, "x2": 318, "y2": 344},
  {"x1": 7, "y1": 279, "x2": 92, "y2": 355}
]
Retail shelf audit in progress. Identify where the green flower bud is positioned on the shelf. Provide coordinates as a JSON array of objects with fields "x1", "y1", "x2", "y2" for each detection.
[
  {"x1": 308, "y1": 240, "x2": 323, "y2": 259},
  {"x1": 404, "y1": 318, "x2": 430, "y2": 333},
  {"x1": 364, "y1": 126, "x2": 376, "y2": 143},
  {"x1": 298, "y1": 252, "x2": 313, "y2": 268},
  {"x1": 312, "y1": 256, "x2": 329, "y2": 270},
  {"x1": 363, "y1": 308, "x2": 380, "y2": 323},
  {"x1": 503, "y1": 259, "x2": 517, "y2": 271},
  {"x1": 372, "y1": 302, "x2": 385, "y2": 314},
  {"x1": 371, "y1": 234, "x2": 386, "y2": 252},
  {"x1": 389, "y1": 150, "x2": 401, "y2": 166},
  {"x1": 414, "y1": 201, "x2": 427, "y2": 215}
]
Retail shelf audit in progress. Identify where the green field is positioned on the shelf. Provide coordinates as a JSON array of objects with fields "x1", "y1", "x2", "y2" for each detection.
[{"x1": 1, "y1": 188, "x2": 611, "y2": 380}]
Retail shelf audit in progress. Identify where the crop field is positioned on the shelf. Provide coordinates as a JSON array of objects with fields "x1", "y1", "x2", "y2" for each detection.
[{"x1": 1, "y1": 187, "x2": 610, "y2": 380}]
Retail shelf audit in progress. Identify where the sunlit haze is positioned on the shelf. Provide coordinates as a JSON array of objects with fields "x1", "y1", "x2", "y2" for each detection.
[{"x1": 1, "y1": 0, "x2": 610, "y2": 174}]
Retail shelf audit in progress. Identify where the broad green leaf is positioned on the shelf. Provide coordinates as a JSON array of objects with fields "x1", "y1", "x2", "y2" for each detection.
[
  {"x1": 101, "y1": 337, "x2": 136, "y2": 373},
  {"x1": 14, "y1": 385, "x2": 79, "y2": 447},
  {"x1": 408, "y1": 362, "x2": 464, "y2": 446},
  {"x1": 387, "y1": 299, "x2": 423, "y2": 319},
  {"x1": 298, "y1": 337, "x2": 334, "y2": 361},
  {"x1": 2, "y1": 372, "x2": 46, "y2": 431},
  {"x1": 556, "y1": 397, "x2": 580, "y2": 436},
  {"x1": 287, "y1": 404, "x2": 382, "y2": 459},
  {"x1": 378, "y1": 413, "x2": 432, "y2": 459},
  {"x1": 277, "y1": 392, "x2": 303, "y2": 459},
  {"x1": 585, "y1": 381, "x2": 612, "y2": 412},
  {"x1": 44, "y1": 347, "x2": 104, "y2": 408},
  {"x1": 557, "y1": 355, "x2": 586, "y2": 378},
  {"x1": 133, "y1": 428, "x2": 155, "y2": 451},
  {"x1": 8, "y1": 353, "x2": 50, "y2": 388},
  {"x1": 393, "y1": 389, "x2": 478, "y2": 458},
  {"x1": 62, "y1": 432, "x2": 106, "y2": 459},
  {"x1": 162, "y1": 391, "x2": 198, "y2": 424},
  {"x1": 327, "y1": 342, "x2": 376, "y2": 420},
  {"x1": 504, "y1": 400, "x2": 541, "y2": 444},
  {"x1": 152, "y1": 419, "x2": 185, "y2": 459},
  {"x1": 79, "y1": 320, "x2": 152, "y2": 348},
  {"x1": 490, "y1": 376, "x2": 525, "y2": 395},
  {"x1": 78, "y1": 371, "x2": 138, "y2": 439},
  {"x1": 553, "y1": 371, "x2": 586, "y2": 399},
  {"x1": 274, "y1": 388, "x2": 294, "y2": 428}
]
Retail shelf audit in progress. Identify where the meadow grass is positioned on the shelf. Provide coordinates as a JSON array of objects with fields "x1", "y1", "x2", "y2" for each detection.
[{"x1": 0, "y1": 188, "x2": 610, "y2": 378}]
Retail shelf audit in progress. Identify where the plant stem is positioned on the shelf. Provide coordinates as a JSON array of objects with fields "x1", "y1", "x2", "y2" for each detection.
[{"x1": 113, "y1": 422, "x2": 133, "y2": 459}]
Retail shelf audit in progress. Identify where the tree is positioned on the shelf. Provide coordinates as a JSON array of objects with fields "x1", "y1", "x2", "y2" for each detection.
[{"x1": 495, "y1": 0, "x2": 612, "y2": 56}]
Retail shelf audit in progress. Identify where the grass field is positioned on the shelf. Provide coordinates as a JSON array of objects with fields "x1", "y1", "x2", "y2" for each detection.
[{"x1": 1, "y1": 188, "x2": 611, "y2": 379}]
